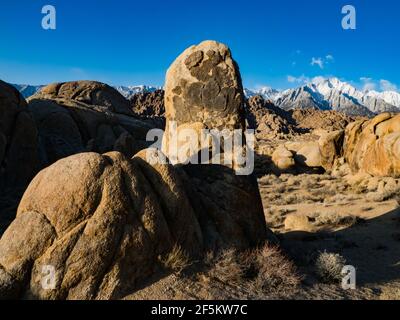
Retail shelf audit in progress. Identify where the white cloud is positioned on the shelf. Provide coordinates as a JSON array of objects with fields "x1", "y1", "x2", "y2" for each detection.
[
  {"x1": 360, "y1": 77, "x2": 376, "y2": 91},
  {"x1": 311, "y1": 57, "x2": 324, "y2": 69},
  {"x1": 287, "y1": 74, "x2": 310, "y2": 84},
  {"x1": 311, "y1": 76, "x2": 326, "y2": 84},
  {"x1": 380, "y1": 79, "x2": 398, "y2": 92},
  {"x1": 326, "y1": 54, "x2": 334, "y2": 61}
]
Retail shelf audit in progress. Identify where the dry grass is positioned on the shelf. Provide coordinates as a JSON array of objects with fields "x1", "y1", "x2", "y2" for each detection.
[
  {"x1": 206, "y1": 249, "x2": 246, "y2": 284},
  {"x1": 205, "y1": 245, "x2": 301, "y2": 297},
  {"x1": 249, "y1": 245, "x2": 301, "y2": 295},
  {"x1": 311, "y1": 212, "x2": 360, "y2": 229},
  {"x1": 315, "y1": 251, "x2": 346, "y2": 284},
  {"x1": 160, "y1": 244, "x2": 191, "y2": 273}
]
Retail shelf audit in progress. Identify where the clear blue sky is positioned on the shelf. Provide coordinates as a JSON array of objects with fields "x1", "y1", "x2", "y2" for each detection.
[{"x1": 1, "y1": 0, "x2": 399, "y2": 91}]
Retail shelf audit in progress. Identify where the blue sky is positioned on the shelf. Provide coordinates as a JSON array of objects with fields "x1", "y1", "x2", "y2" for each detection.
[{"x1": 0, "y1": 0, "x2": 399, "y2": 91}]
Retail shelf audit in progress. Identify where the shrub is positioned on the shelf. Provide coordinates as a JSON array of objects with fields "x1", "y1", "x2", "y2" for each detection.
[
  {"x1": 160, "y1": 244, "x2": 190, "y2": 273},
  {"x1": 315, "y1": 251, "x2": 346, "y2": 283},
  {"x1": 206, "y1": 249, "x2": 246, "y2": 284},
  {"x1": 249, "y1": 245, "x2": 301, "y2": 295}
]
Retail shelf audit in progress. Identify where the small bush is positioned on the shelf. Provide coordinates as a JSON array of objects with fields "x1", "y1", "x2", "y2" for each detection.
[
  {"x1": 249, "y1": 245, "x2": 301, "y2": 295},
  {"x1": 160, "y1": 244, "x2": 190, "y2": 273},
  {"x1": 315, "y1": 251, "x2": 346, "y2": 283},
  {"x1": 206, "y1": 249, "x2": 246, "y2": 284}
]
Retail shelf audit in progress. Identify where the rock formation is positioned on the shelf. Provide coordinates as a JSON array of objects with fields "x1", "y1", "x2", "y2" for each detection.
[
  {"x1": 246, "y1": 95, "x2": 298, "y2": 140},
  {"x1": 0, "y1": 42, "x2": 273, "y2": 300},
  {"x1": 290, "y1": 108, "x2": 356, "y2": 132},
  {"x1": 130, "y1": 89, "x2": 165, "y2": 128},
  {"x1": 162, "y1": 40, "x2": 246, "y2": 166},
  {"x1": 344, "y1": 113, "x2": 400, "y2": 177},
  {"x1": 0, "y1": 81, "x2": 41, "y2": 234},
  {"x1": 28, "y1": 81, "x2": 155, "y2": 165}
]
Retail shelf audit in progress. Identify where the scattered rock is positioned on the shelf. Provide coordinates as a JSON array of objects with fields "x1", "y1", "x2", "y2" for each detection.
[
  {"x1": 284, "y1": 214, "x2": 313, "y2": 232},
  {"x1": 272, "y1": 145, "x2": 295, "y2": 170}
]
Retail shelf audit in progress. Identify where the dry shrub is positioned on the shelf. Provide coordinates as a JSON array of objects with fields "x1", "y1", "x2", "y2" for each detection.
[
  {"x1": 315, "y1": 251, "x2": 346, "y2": 283},
  {"x1": 249, "y1": 245, "x2": 301, "y2": 295},
  {"x1": 313, "y1": 212, "x2": 359, "y2": 228},
  {"x1": 160, "y1": 244, "x2": 190, "y2": 273},
  {"x1": 204, "y1": 245, "x2": 301, "y2": 297},
  {"x1": 206, "y1": 249, "x2": 246, "y2": 284}
]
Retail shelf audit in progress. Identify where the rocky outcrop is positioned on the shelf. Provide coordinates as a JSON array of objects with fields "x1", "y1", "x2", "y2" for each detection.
[
  {"x1": 130, "y1": 90, "x2": 165, "y2": 128},
  {"x1": 318, "y1": 130, "x2": 345, "y2": 171},
  {"x1": 0, "y1": 80, "x2": 41, "y2": 234},
  {"x1": 28, "y1": 81, "x2": 155, "y2": 165},
  {"x1": 344, "y1": 113, "x2": 400, "y2": 177},
  {"x1": 290, "y1": 108, "x2": 356, "y2": 132},
  {"x1": 246, "y1": 95, "x2": 298, "y2": 140},
  {"x1": 162, "y1": 40, "x2": 246, "y2": 166}
]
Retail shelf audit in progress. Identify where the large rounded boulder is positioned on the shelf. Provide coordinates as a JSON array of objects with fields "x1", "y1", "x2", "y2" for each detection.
[{"x1": 0, "y1": 151, "x2": 203, "y2": 299}]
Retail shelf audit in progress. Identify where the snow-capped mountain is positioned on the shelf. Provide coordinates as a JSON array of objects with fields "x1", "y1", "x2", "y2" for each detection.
[
  {"x1": 114, "y1": 85, "x2": 161, "y2": 99},
  {"x1": 273, "y1": 78, "x2": 399, "y2": 116},
  {"x1": 11, "y1": 83, "x2": 161, "y2": 100},
  {"x1": 12, "y1": 84, "x2": 45, "y2": 98},
  {"x1": 244, "y1": 87, "x2": 280, "y2": 101}
]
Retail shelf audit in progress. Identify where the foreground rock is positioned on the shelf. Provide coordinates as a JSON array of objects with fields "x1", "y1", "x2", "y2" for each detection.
[
  {"x1": 344, "y1": 113, "x2": 400, "y2": 177},
  {"x1": 0, "y1": 81, "x2": 41, "y2": 233},
  {"x1": 0, "y1": 151, "x2": 203, "y2": 299}
]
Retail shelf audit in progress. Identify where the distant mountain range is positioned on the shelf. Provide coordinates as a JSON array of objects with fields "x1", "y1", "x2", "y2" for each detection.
[
  {"x1": 11, "y1": 84, "x2": 161, "y2": 100},
  {"x1": 12, "y1": 77, "x2": 400, "y2": 117},
  {"x1": 246, "y1": 77, "x2": 400, "y2": 116}
]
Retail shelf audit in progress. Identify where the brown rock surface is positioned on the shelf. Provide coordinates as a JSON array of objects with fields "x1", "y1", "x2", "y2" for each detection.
[
  {"x1": 0, "y1": 151, "x2": 203, "y2": 299},
  {"x1": 291, "y1": 108, "x2": 356, "y2": 132},
  {"x1": 344, "y1": 113, "x2": 400, "y2": 177},
  {"x1": 246, "y1": 95, "x2": 298, "y2": 140},
  {"x1": 130, "y1": 90, "x2": 165, "y2": 128},
  {"x1": 0, "y1": 80, "x2": 41, "y2": 234},
  {"x1": 162, "y1": 40, "x2": 246, "y2": 164},
  {"x1": 28, "y1": 81, "x2": 155, "y2": 165},
  {"x1": 0, "y1": 148, "x2": 273, "y2": 299}
]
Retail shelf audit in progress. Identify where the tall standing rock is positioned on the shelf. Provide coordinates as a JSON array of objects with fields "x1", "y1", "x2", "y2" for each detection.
[
  {"x1": 162, "y1": 41, "x2": 272, "y2": 249},
  {"x1": 162, "y1": 40, "x2": 246, "y2": 166}
]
